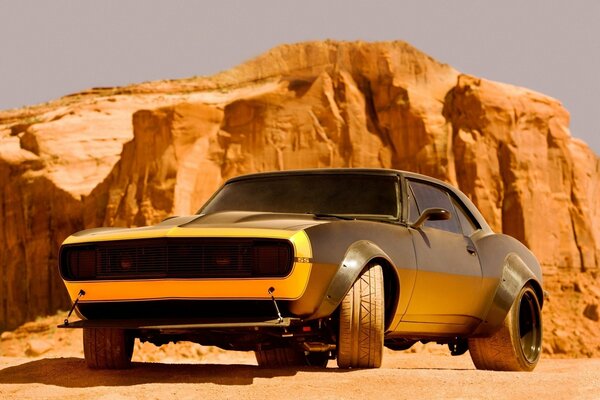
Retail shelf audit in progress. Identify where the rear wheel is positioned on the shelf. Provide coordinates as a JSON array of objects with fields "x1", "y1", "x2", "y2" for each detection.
[
  {"x1": 83, "y1": 327, "x2": 134, "y2": 369},
  {"x1": 255, "y1": 347, "x2": 328, "y2": 368},
  {"x1": 468, "y1": 284, "x2": 542, "y2": 371},
  {"x1": 336, "y1": 263, "x2": 384, "y2": 368}
]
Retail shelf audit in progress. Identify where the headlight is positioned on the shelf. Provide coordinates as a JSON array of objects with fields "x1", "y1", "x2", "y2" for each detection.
[
  {"x1": 253, "y1": 242, "x2": 292, "y2": 276},
  {"x1": 61, "y1": 247, "x2": 96, "y2": 280}
]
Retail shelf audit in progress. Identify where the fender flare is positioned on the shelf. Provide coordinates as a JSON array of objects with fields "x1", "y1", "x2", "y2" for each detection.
[
  {"x1": 473, "y1": 253, "x2": 543, "y2": 335},
  {"x1": 307, "y1": 240, "x2": 399, "y2": 326}
]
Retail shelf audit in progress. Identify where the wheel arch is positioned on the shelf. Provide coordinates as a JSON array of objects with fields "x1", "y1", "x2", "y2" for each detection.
[
  {"x1": 307, "y1": 240, "x2": 400, "y2": 330},
  {"x1": 473, "y1": 252, "x2": 544, "y2": 336},
  {"x1": 369, "y1": 256, "x2": 400, "y2": 330}
]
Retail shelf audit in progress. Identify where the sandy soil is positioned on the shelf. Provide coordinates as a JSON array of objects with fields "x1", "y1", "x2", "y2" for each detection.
[
  {"x1": 1, "y1": 313, "x2": 599, "y2": 399},
  {"x1": 1, "y1": 352, "x2": 599, "y2": 400}
]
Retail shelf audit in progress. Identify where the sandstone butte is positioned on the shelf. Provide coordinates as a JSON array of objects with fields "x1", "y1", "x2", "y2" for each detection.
[{"x1": 0, "y1": 41, "x2": 598, "y2": 358}]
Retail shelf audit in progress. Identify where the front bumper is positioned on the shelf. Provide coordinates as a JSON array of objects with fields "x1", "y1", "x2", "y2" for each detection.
[{"x1": 59, "y1": 317, "x2": 300, "y2": 330}]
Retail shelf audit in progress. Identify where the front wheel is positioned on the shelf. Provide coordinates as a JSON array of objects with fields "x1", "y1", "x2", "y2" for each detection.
[
  {"x1": 336, "y1": 263, "x2": 384, "y2": 368},
  {"x1": 468, "y1": 284, "x2": 542, "y2": 371},
  {"x1": 83, "y1": 327, "x2": 134, "y2": 369}
]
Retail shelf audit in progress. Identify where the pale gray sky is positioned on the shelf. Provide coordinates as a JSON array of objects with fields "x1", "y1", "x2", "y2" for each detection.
[{"x1": 1, "y1": 1, "x2": 598, "y2": 154}]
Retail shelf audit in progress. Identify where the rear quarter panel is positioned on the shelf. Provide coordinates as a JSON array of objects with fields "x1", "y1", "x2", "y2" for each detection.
[{"x1": 471, "y1": 230, "x2": 544, "y2": 335}]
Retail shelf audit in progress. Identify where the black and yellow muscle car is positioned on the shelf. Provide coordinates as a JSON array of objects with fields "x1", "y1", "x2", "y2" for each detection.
[{"x1": 58, "y1": 169, "x2": 543, "y2": 371}]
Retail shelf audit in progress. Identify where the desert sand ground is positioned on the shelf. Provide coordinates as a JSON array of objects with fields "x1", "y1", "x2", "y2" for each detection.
[
  {"x1": 1, "y1": 352, "x2": 599, "y2": 400},
  {"x1": 1, "y1": 314, "x2": 599, "y2": 399}
]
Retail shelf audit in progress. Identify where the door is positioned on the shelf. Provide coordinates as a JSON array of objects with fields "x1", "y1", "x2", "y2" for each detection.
[{"x1": 401, "y1": 180, "x2": 482, "y2": 334}]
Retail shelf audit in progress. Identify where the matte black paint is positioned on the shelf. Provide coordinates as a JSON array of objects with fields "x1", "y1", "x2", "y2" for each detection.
[
  {"x1": 471, "y1": 236, "x2": 544, "y2": 335},
  {"x1": 306, "y1": 240, "x2": 399, "y2": 325},
  {"x1": 303, "y1": 220, "x2": 416, "y2": 327},
  {"x1": 292, "y1": 170, "x2": 542, "y2": 335},
  {"x1": 77, "y1": 299, "x2": 286, "y2": 320}
]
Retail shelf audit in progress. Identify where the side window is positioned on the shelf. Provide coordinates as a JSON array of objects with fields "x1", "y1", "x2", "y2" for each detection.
[
  {"x1": 407, "y1": 185, "x2": 420, "y2": 224},
  {"x1": 408, "y1": 180, "x2": 461, "y2": 234},
  {"x1": 451, "y1": 197, "x2": 479, "y2": 237}
]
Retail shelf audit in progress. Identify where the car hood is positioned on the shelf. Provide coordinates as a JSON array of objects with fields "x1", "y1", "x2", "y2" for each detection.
[
  {"x1": 64, "y1": 211, "x2": 329, "y2": 244},
  {"x1": 181, "y1": 211, "x2": 329, "y2": 230}
]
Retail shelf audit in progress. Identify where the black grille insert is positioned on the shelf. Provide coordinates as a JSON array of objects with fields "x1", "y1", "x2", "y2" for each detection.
[{"x1": 60, "y1": 238, "x2": 293, "y2": 280}]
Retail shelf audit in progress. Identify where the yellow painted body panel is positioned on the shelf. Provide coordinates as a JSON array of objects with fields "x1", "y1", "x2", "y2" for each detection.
[
  {"x1": 393, "y1": 272, "x2": 498, "y2": 334},
  {"x1": 63, "y1": 227, "x2": 309, "y2": 246},
  {"x1": 394, "y1": 321, "x2": 474, "y2": 336},
  {"x1": 386, "y1": 267, "x2": 417, "y2": 332},
  {"x1": 401, "y1": 271, "x2": 484, "y2": 324},
  {"x1": 62, "y1": 229, "x2": 313, "y2": 303}
]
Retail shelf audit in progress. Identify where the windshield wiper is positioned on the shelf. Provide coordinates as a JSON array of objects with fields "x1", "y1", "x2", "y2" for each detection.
[{"x1": 311, "y1": 213, "x2": 355, "y2": 220}]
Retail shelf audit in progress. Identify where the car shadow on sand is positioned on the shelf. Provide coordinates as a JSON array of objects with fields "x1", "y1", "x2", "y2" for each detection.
[
  {"x1": 0, "y1": 356, "x2": 478, "y2": 387},
  {"x1": 0, "y1": 357, "x2": 348, "y2": 387}
]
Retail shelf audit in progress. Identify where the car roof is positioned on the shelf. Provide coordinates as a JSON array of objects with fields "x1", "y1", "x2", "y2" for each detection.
[
  {"x1": 226, "y1": 168, "x2": 401, "y2": 182},
  {"x1": 228, "y1": 169, "x2": 456, "y2": 192}
]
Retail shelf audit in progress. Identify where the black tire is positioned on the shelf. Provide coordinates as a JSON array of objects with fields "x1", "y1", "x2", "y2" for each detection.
[
  {"x1": 468, "y1": 284, "x2": 542, "y2": 371},
  {"x1": 255, "y1": 347, "x2": 304, "y2": 367},
  {"x1": 255, "y1": 347, "x2": 328, "y2": 368},
  {"x1": 83, "y1": 327, "x2": 134, "y2": 369},
  {"x1": 336, "y1": 263, "x2": 384, "y2": 369}
]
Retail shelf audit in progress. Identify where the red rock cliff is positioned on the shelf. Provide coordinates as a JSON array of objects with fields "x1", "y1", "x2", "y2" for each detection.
[{"x1": 1, "y1": 41, "x2": 598, "y2": 356}]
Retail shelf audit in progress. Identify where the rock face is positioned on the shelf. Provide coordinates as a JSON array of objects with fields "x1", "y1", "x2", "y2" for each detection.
[{"x1": 1, "y1": 41, "x2": 598, "y2": 357}]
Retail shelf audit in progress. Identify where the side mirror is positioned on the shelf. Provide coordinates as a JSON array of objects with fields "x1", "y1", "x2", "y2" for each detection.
[{"x1": 410, "y1": 207, "x2": 451, "y2": 229}]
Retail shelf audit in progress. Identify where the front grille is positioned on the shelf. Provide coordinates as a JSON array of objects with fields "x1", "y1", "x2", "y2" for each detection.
[{"x1": 60, "y1": 238, "x2": 293, "y2": 281}]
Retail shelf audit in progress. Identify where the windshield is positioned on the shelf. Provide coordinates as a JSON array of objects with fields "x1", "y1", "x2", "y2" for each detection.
[{"x1": 200, "y1": 173, "x2": 400, "y2": 219}]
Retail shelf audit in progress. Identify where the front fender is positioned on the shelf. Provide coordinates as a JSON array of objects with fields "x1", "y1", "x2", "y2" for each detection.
[{"x1": 306, "y1": 240, "x2": 396, "y2": 321}]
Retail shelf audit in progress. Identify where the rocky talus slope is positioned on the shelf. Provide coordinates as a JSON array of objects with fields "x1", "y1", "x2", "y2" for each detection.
[{"x1": 0, "y1": 41, "x2": 598, "y2": 356}]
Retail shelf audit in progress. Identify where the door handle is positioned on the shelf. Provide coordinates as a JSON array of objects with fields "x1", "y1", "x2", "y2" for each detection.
[{"x1": 466, "y1": 245, "x2": 477, "y2": 256}]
